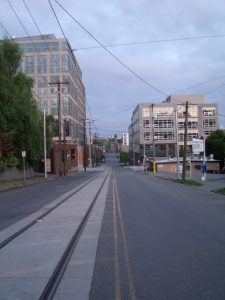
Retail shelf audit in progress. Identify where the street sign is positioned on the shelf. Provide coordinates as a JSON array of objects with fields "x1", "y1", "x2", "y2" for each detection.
[
  {"x1": 192, "y1": 137, "x2": 204, "y2": 154},
  {"x1": 21, "y1": 151, "x2": 26, "y2": 158}
]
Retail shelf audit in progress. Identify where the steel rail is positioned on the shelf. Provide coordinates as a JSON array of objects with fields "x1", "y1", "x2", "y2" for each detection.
[
  {"x1": 39, "y1": 172, "x2": 109, "y2": 299},
  {"x1": 0, "y1": 174, "x2": 99, "y2": 250}
]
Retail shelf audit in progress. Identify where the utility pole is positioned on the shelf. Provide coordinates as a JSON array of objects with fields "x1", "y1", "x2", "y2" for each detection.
[
  {"x1": 83, "y1": 119, "x2": 86, "y2": 171},
  {"x1": 43, "y1": 108, "x2": 47, "y2": 179},
  {"x1": 63, "y1": 119, "x2": 66, "y2": 175},
  {"x1": 182, "y1": 101, "x2": 189, "y2": 180},
  {"x1": 151, "y1": 104, "x2": 156, "y2": 173},
  {"x1": 49, "y1": 80, "x2": 68, "y2": 176},
  {"x1": 132, "y1": 121, "x2": 135, "y2": 166},
  {"x1": 87, "y1": 120, "x2": 93, "y2": 168},
  {"x1": 175, "y1": 108, "x2": 180, "y2": 180}
]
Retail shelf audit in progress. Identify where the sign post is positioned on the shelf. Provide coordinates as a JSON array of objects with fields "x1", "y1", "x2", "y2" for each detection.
[
  {"x1": 22, "y1": 151, "x2": 26, "y2": 182},
  {"x1": 192, "y1": 136, "x2": 206, "y2": 181}
]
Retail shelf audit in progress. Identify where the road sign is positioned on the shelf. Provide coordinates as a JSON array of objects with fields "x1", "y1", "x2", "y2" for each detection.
[
  {"x1": 22, "y1": 151, "x2": 26, "y2": 158},
  {"x1": 192, "y1": 137, "x2": 204, "y2": 154}
]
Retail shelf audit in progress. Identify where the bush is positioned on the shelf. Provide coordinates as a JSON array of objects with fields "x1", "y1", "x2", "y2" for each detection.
[
  {"x1": 0, "y1": 158, "x2": 7, "y2": 173},
  {"x1": 6, "y1": 155, "x2": 19, "y2": 167}
]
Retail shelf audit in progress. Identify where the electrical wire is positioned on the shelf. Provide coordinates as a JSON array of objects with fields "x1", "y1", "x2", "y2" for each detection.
[
  {"x1": 54, "y1": 0, "x2": 167, "y2": 97},
  {"x1": 74, "y1": 33, "x2": 225, "y2": 51},
  {"x1": 48, "y1": 0, "x2": 100, "y2": 136},
  {"x1": 0, "y1": 21, "x2": 12, "y2": 38}
]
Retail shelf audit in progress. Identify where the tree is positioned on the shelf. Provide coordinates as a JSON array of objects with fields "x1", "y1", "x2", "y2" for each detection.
[
  {"x1": 120, "y1": 151, "x2": 129, "y2": 165},
  {"x1": 206, "y1": 130, "x2": 225, "y2": 169},
  {"x1": 0, "y1": 39, "x2": 49, "y2": 168}
]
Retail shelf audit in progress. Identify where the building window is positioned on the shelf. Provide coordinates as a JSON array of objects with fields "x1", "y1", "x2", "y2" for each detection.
[
  {"x1": 154, "y1": 131, "x2": 174, "y2": 141},
  {"x1": 204, "y1": 130, "x2": 213, "y2": 137},
  {"x1": 63, "y1": 96, "x2": 71, "y2": 115},
  {"x1": 50, "y1": 55, "x2": 60, "y2": 72},
  {"x1": 51, "y1": 97, "x2": 58, "y2": 115},
  {"x1": 155, "y1": 132, "x2": 174, "y2": 140},
  {"x1": 154, "y1": 119, "x2": 173, "y2": 128},
  {"x1": 38, "y1": 76, "x2": 47, "y2": 88},
  {"x1": 179, "y1": 121, "x2": 198, "y2": 129},
  {"x1": 142, "y1": 107, "x2": 150, "y2": 118},
  {"x1": 25, "y1": 56, "x2": 34, "y2": 74},
  {"x1": 177, "y1": 105, "x2": 198, "y2": 118},
  {"x1": 202, "y1": 108, "x2": 215, "y2": 116},
  {"x1": 179, "y1": 133, "x2": 197, "y2": 141},
  {"x1": 37, "y1": 55, "x2": 47, "y2": 73},
  {"x1": 155, "y1": 107, "x2": 173, "y2": 117},
  {"x1": 62, "y1": 54, "x2": 70, "y2": 71},
  {"x1": 144, "y1": 132, "x2": 151, "y2": 140},
  {"x1": 143, "y1": 120, "x2": 150, "y2": 128},
  {"x1": 203, "y1": 119, "x2": 216, "y2": 128}
]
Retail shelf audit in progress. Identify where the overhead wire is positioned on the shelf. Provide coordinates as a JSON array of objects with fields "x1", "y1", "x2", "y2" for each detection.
[
  {"x1": 5, "y1": 1, "x2": 225, "y2": 136},
  {"x1": 54, "y1": 0, "x2": 167, "y2": 98},
  {"x1": 0, "y1": 21, "x2": 12, "y2": 38},
  {"x1": 74, "y1": 33, "x2": 225, "y2": 51},
  {"x1": 53, "y1": 0, "x2": 225, "y2": 117},
  {"x1": 48, "y1": 0, "x2": 100, "y2": 136}
]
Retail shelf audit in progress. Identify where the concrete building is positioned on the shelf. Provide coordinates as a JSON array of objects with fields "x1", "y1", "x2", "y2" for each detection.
[
  {"x1": 15, "y1": 34, "x2": 86, "y2": 174},
  {"x1": 129, "y1": 94, "x2": 219, "y2": 165},
  {"x1": 122, "y1": 133, "x2": 129, "y2": 152}
]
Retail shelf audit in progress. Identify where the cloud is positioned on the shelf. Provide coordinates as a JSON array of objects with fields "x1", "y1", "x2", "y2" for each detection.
[{"x1": 1, "y1": 0, "x2": 225, "y2": 133}]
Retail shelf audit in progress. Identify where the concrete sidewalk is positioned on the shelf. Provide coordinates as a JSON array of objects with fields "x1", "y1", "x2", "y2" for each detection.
[
  {"x1": 127, "y1": 166, "x2": 225, "y2": 193},
  {"x1": 0, "y1": 165, "x2": 107, "y2": 192}
]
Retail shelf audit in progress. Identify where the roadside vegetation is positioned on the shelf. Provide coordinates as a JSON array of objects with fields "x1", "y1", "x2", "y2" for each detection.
[
  {"x1": 0, "y1": 39, "x2": 53, "y2": 172},
  {"x1": 175, "y1": 179, "x2": 202, "y2": 186},
  {"x1": 212, "y1": 187, "x2": 225, "y2": 195}
]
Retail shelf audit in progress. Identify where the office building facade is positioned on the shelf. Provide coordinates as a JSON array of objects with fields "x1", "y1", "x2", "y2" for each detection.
[
  {"x1": 129, "y1": 95, "x2": 219, "y2": 164},
  {"x1": 15, "y1": 34, "x2": 86, "y2": 173}
]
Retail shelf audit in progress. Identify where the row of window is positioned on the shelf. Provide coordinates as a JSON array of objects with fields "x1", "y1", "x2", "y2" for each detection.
[
  {"x1": 142, "y1": 130, "x2": 215, "y2": 142},
  {"x1": 141, "y1": 119, "x2": 216, "y2": 129},
  {"x1": 38, "y1": 96, "x2": 75, "y2": 117},
  {"x1": 142, "y1": 107, "x2": 216, "y2": 118},
  {"x1": 144, "y1": 132, "x2": 174, "y2": 141},
  {"x1": 23, "y1": 54, "x2": 71, "y2": 74},
  {"x1": 19, "y1": 42, "x2": 59, "y2": 53}
]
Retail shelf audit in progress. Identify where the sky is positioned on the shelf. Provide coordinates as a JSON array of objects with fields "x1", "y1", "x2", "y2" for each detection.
[{"x1": 1, "y1": 0, "x2": 225, "y2": 136}]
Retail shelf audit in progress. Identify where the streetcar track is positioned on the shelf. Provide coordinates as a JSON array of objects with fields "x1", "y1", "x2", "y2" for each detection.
[
  {"x1": 0, "y1": 173, "x2": 102, "y2": 250},
  {"x1": 39, "y1": 171, "x2": 110, "y2": 299}
]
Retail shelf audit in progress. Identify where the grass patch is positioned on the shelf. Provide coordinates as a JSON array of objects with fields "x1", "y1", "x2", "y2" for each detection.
[
  {"x1": 212, "y1": 187, "x2": 225, "y2": 195},
  {"x1": 176, "y1": 179, "x2": 202, "y2": 186}
]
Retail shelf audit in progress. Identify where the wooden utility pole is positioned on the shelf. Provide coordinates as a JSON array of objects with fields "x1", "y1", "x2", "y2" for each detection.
[
  {"x1": 83, "y1": 118, "x2": 86, "y2": 171},
  {"x1": 182, "y1": 101, "x2": 189, "y2": 180},
  {"x1": 49, "y1": 80, "x2": 68, "y2": 176},
  {"x1": 151, "y1": 104, "x2": 156, "y2": 173}
]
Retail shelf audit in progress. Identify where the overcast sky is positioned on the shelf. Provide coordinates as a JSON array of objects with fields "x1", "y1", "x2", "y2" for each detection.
[{"x1": 1, "y1": 0, "x2": 225, "y2": 136}]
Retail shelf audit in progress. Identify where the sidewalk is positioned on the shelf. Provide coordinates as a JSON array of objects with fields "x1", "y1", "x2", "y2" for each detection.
[
  {"x1": 0, "y1": 165, "x2": 108, "y2": 192},
  {"x1": 0, "y1": 174, "x2": 56, "y2": 192},
  {"x1": 127, "y1": 166, "x2": 225, "y2": 193}
]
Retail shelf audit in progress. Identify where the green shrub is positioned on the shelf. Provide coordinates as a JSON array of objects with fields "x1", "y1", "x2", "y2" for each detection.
[
  {"x1": 6, "y1": 155, "x2": 19, "y2": 167},
  {"x1": 0, "y1": 158, "x2": 7, "y2": 173}
]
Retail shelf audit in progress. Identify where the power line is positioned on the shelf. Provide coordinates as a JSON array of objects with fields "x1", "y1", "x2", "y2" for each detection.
[
  {"x1": 53, "y1": 0, "x2": 225, "y2": 115},
  {"x1": 74, "y1": 33, "x2": 225, "y2": 51},
  {"x1": 54, "y1": 0, "x2": 167, "y2": 97},
  {"x1": 48, "y1": 0, "x2": 67, "y2": 40},
  {"x1": 48, "y1": 0, "x2": 100, "y2": 136},
  {"x1": 0, "y1": 21, "x2": 12, "y2": 38}
]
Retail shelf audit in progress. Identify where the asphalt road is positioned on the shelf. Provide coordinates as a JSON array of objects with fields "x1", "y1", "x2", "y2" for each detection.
[
  {"x1": 90, "y1": 165, "x2": 225, "y2": 300},
  {"x1": 0, "y1": 170, "x2": 97, "y2": 230}
]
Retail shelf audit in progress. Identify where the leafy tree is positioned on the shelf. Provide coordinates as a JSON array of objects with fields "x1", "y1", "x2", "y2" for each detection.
[
  {"x1": 120, "y1": 151, "x2": 129, "y2": 165},
  {"x1": 206, "y1": 129, "x2": 225, "y2": 169},
  {"x1": 0, "y1": 39, "x2": 50, "y2": 168}
]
